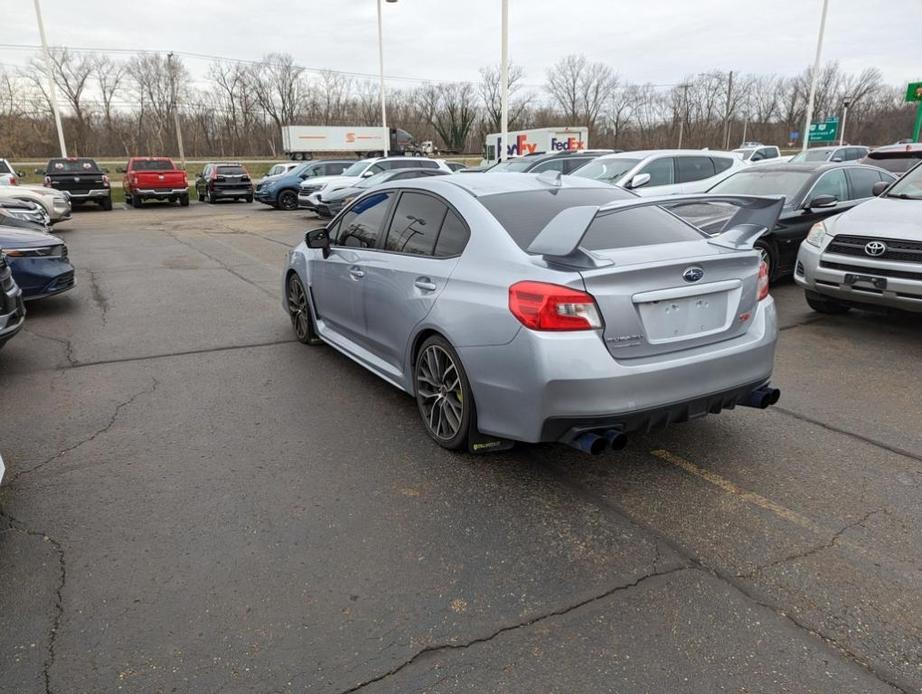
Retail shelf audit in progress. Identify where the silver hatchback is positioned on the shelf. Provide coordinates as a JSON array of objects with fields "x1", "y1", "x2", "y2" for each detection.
[{"x1": 282, "y1": 173, "x2": 781, "y2": 454}]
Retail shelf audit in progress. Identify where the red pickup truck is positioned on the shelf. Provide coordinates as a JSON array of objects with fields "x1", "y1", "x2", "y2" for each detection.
[{"x1": 121, "y1": 157, "x2": 189, "y2": 208}]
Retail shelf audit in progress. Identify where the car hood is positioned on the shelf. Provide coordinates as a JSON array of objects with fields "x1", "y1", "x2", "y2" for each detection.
[
  {"x1": 0, "y1": 227, "x2": 61, "y2": 248},
  {"x1": 827, "y1": 196, "x2": 922, "y2": 239},
  {"x1": 299, "y1": 175, "x2": 361, "y2": 190},
  {"x1": 321, "y1": 186, "x2": 363, "y2": 202}
]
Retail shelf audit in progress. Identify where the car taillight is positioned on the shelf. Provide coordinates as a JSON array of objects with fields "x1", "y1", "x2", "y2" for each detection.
[
  {"x1": 43, "y1": 176, "x2": 51, "y2": 187},
  {"x1": 757, "y1": 261, "x2": 769, "y2": 301},
  {"x1": 102, "y1": 174, "x2": 110, "y2": 186},
  {"x1": 9, "y1": 177, "x2": 17, "y2": 185},
  {"x1": 509, "y1": 281, "x2": 602, "y2": 331}
]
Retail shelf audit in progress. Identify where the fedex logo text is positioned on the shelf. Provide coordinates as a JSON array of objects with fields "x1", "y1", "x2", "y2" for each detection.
[{"x1": 551, "y1": 137, "x2": 584, "y2": 151}]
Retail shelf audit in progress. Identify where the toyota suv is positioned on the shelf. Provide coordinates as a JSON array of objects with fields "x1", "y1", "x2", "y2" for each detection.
[{"x1": 796, "y1": 161, "x2": 922, "y2": 314}]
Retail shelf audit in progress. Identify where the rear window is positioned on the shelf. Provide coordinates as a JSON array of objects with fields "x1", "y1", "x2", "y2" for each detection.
[
  {"x1": 47, "y1": 158, "x2": 100, "y2": 173},
  {"x1": 131, "y1": 159, "x2": 175, "y2": 171},
  {"x1": 863, "y1": 153, "x2": 922, "y2": 174},
  {"x1": 217, "y1": 165, "x2": 246, "y2": 175},
  {"x1": 480, "y1": 187, "x2": 700, "y2": 251}
]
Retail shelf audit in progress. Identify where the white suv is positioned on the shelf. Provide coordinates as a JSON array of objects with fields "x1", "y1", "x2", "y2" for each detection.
[
  {"x1": 298, "y1": 157, "x2": 452, "y2": 211},
  {"x1": 572, "y1": 150, "x2": 744, "y2": 195}
]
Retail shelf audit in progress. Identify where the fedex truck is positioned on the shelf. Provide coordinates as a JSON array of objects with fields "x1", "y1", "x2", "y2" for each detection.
[
  {"x1": 281, "y1": 126, "x2": 417, "y2": 160},
  {"x1": 481, "y1": 127, "x2": 589, "y2": 165}
]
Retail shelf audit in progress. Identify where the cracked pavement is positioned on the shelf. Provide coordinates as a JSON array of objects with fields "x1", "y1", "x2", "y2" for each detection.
[{"x1": 1, "y1": 202, "x2": 920, "y2": 693}]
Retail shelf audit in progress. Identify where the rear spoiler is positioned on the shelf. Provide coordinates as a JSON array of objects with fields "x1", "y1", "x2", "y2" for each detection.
[{"x1": 526, "y1": 194, "x2": 785, "y2": 268}]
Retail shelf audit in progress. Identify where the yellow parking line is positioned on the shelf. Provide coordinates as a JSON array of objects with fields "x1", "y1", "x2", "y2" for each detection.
[{"x1": 649, "y1": 448, "x2": 826, "y2": 536}]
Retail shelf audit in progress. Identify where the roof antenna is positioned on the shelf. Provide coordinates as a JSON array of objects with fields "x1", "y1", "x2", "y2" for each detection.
[{"x1": 536, "y1": 170, "x2": 563, "y2": 187}]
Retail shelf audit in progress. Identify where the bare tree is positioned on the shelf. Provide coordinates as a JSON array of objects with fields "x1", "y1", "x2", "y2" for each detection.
[
  {"x1": 428, "y1": 82, "x2": 479, "y2": 152},
  {"x1": 27, "y1": 47, "x2": 96, "y2": 153},
  {"x1": 251, "y1": 53, "x2": 307, "y2": 140},
  {"x1": 478, "y1": 62, "x2": 531, "y2": 131},
  {"x1": 545, "y1": 54, "x2": 617, "y2": 133}
]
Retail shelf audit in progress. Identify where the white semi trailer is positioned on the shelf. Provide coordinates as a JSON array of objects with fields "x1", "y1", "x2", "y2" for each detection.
[{"x1": 281, "y1": 126, "x2": 417, "y2": 160}]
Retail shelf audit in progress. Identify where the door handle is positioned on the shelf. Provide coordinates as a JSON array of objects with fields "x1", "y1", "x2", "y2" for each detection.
[
  {"x1": 414, "y1": 277, "x2": 437, "y2": 292},
  {"x1": 348, "y1": 266, "x2": 365, "y2": 280}
]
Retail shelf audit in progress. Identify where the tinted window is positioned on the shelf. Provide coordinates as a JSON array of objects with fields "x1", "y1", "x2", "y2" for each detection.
[
  {"x1": 217, "y1": 165, "x2": 245, "y2": 175},
  {"x1": 710, "y1": 170, "x2": 812, "y2": 200},
  {"x1": 638, "y1": 157, "x2": 675, "y2": 186},
  {"x1": 675, "y1": 156, "x2": 715, "y2": 183},
  {"x1": 846, "y1": 167, "x2": 885, "y2": 199},
  {"x1": 562, "y1": 158, "x2": 594, "y2": 174},
  {"x1": 418, "y1": 160, "x2": 439, "y2": 170},
  {"x1": 712, "y1": 156, "x2": 734, "y2": 173},
  {"x1": 434, "y1": 209, "x2": 470, "y2": 257},
  {"x1": 863, "y1": 155, "x2": 922, "y2": 174},
  {"x1": 384, "y1": 192, "x2": 447, "y2": 255},
  {"x1": 582, "y1": 206, "x2": 703, "y2": 250},
  {"x1": 132, "y1": 159, "x2": 175, "y2": 171},
  {"x1": 572, "y1": 158, "x2": 640, "y2": 183},
  {"x1": 336, "y1": 192, "x2": 394, "y2": 248},
  {"x1": 48, "y1": 158, "x2": 101, "y2": 173},
  {"x1": 323, "y1": 162, "x2": 349, "y2": 175},
  {"x1": 480, "y1": 188, "x2": 635, "y2": 250},
  {"x1": 758, "y1": 148, "x2": 777, "y2": 160},
  {"x1": 810, "y1": 169, "x2": 848, "y2": 201}
]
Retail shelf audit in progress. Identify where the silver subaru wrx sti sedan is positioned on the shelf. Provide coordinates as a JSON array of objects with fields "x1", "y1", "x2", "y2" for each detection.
[{"x1": 283, "y1": 173, "x2": 782, "y2": 454}]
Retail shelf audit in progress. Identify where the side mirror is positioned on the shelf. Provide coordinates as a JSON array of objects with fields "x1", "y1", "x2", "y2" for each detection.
[
  {"x1": 806, "y1": 194, "x2": 837, "y2": 209},
  {"x1": 871, "y1": 181, "x2": 890, "y2": 197},
  {"x1": 627, "y1": 172, "x2": 651, "y2": 190},
  {"x1": 750, "y1": 154, "x2": 763, "y2": 162},
  {"x1": 830, "y1": 156, "x2": 843, "y2": 163},
  {"x1": 361, "y1": 170, "x2": 375, "y2": 178},
  {"x1": 305, "y1": 227, "x2": 331, "y2": 258}
]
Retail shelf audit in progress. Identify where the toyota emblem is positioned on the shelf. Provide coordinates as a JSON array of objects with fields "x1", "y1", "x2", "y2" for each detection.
[
  {"x1": 865, "y1": 241, "x2": 887, "y2": 257},
  {"x1": 683, "y1": 266, "x2": 704, "y2": 282}
]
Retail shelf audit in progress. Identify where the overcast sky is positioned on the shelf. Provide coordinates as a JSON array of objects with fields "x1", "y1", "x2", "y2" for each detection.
[{"x1": 4, "y1": 0, "x2": 921, "y2": 90}]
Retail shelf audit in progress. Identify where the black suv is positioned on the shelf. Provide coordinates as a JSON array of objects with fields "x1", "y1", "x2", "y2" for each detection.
[
  {"x1": 486, "y1": 149, "x2": 618, "y2": 175},
  {"x1": 0, "y1": 253, "x2": 25, "y2": 350},
  {"x1": 42, "y1": 158, "x2": 112, "y2": 210}
]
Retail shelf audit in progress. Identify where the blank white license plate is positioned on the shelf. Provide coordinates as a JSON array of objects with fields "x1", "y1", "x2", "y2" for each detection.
[{"x1": 639, "y1": 293, "x2": 729, "y2": 343}]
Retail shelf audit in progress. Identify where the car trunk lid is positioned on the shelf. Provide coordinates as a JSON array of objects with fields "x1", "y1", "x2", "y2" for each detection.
[{"x1": 577, "y1": 241, "x2": 761, "y2": 359}]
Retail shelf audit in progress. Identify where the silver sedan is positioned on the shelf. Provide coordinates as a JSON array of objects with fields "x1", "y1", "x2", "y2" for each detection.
[{"x1": 282, "y1": 173, "x2": 782, "y2": 454}]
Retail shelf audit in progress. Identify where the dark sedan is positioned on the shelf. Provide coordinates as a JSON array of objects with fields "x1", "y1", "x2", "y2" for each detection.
[
  {"x1": 314, "y1": 168, "x2": 449, "y2": 218},
  {"x1": 670, "y1": 162, "x2": 896, "y2": 280},
  {"x1": 0, "y1": 228, "x2": 75, "y2": 300}
]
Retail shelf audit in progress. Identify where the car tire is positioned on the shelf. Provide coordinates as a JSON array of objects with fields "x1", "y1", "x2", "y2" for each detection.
[
  {"x1": 131, "y1": 194, "x2": 142, "y2": 208},
  {"x1": 287, "y1": 274, "x2": 322, "y2": 345},
  {"x1": 179, "y1": 194, "x2": 189, "y2": 207},
  {"x1": 245, "y1": 194, "x2": 254, "y2": 203},
  {"x1": 101, "y1": 196, "x2": 113, "y2": 211},
  {"x1": 197, "y1": 191, "x2": 205, "y2": 202},
  {"x1": 278, "y1": 190, "x2": 298, "y2": 211},
  {"x1": 754, "y1": 240, "x2": 777, "y2": 282},
  {"x1": 414, "y1": 335, "x2": 474, "y2": 451},
  {"x1": 805, "y1": 291, "x2": 851, "y2": 315},
  {"x1": 208, "y1": 190, "x2": 218, "y2": 204}
]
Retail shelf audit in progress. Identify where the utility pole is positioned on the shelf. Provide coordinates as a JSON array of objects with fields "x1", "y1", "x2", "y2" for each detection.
[
  {"x1": 677, "y1": 84, "x2": 689, "y2": 148},
  {"x1": 167, "y1": 53, "x2": 185, "y2": 166},
  {"x1": 723, "y1": 70, "x2": 734, "y2": 150},
  {"x1": 839, "y1": 95, "x2": 852, "y2": 146},
  {"x1": 802, "y1": 0, "x2": 830, "y2": 152},
  {"x1": 500, "y1": 0, "x2": 509, "y2": 161},
  {"x1": 33, "y1": 0, "x2": 67, "y2": 157}
]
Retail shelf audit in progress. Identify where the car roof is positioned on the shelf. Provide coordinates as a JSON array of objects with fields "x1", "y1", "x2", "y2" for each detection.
[
  {"x1": 594, "y1": 149, "x2": 738, "y2": 159},
  {"x1": 428, "y1": 172, "x2": 616, "y2": 198},
  {"x1": 867, "y1": 143, "x2": 922, "y2": 154},
  {"x1": 728, "y1": 162, "x2": 881, "y2": 175}
]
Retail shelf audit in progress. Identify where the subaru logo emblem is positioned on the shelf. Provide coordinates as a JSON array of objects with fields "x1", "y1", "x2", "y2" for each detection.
[
  {"x1": 865, "y1": 241, "x2": 887, "y2": 257},
  {"x1": 683, "y1": 266, "x2": 704, "y2": 283}
]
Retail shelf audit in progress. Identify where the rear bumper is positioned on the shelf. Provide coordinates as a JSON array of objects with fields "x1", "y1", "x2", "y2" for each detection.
[
  {"x1": 133, "y1": 188, "x2": 188, "y2": 199},
  {"x1": 796, "y1": 242, "x2": 922, "y2": 313},
  {"x1": 67, "y1": 189, "x2": 110, "y2": 200},
  {"x1": 209, "y1": 187, "x2": 253, "y2": 198},
  {"x1": 458, "y1": 297, "x2": 777, "y2": 443}
]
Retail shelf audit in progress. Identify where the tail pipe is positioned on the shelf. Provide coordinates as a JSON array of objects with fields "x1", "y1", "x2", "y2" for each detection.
[
  {"x1": 563, "y1": 429, "x2": 628, "y2": 455},
  {"x1": 740, "y1": 385, "x2": 781, "y2": 410}
]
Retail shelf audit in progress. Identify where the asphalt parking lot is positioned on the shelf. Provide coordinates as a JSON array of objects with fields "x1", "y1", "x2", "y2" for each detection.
[{"x1": 1, "y1": 201, "x2": 920, "y2": 694}]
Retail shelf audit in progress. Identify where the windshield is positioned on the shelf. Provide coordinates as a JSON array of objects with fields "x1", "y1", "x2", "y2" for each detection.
[
  {"x1": 0, "y1": 161, "x2": 13, "y2": 175},
  {"x1": 865, "y1": 153, "x2": 922, "y2": 174},
  {"x1": 48, "y1": 158, "x2": 100, "y2": 173},
  {"x1": 885, "y1": 163, "x2": 922, "y2": 199},
  {"x1": 487, "y1": 159, "x2": 534, "y2": 173},
  {"x1": 790, "y1": 150, "x2": 830, "y2": 163},
  {"x1": 341, "y1": 160, "x2": 372, "y2": 177},
  {"x1": 356, "y1": 171, "x2": 393, "y2": 188},
  {"x1": 132, "y1": 159, "x2": 175, "y2": 171},
  {"x1": 709, "y1": 170, "x2": 811, "y2": 202},
  {"x1": 571, "y1": 158, "x2": 640, "y2": 183},
  {"x1": 733, "y1": 149, "x2": 755, "y2": 160}
]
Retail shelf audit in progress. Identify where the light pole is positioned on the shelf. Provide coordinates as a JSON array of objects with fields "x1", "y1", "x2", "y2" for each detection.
[
  {"x1": 377, "y1": 0, "x2": 397, "y2": 157},
  {"x1": 32, "y1": 0, "x2": 67, "y2": 157},
  {"x1": 839, "y1": 95, "x2": 852, "y2": 146},
  {"x1": 801, "y1": 0, "x2": 830, "y2": 153},
  {"x1": 500, "y1": 0, "x2": 509, "y2": 161}
]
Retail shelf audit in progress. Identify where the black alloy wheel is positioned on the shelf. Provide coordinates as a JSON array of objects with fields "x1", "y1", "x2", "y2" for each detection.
[
  {"x1": 278, "y1": 190, "x2": 298, "y2": 211},
  {"x1": 415, "y1": 335, "x2": 473, "y2": 450},
  {"x1": 287, "y1": 274, "x2": 321, "y2": 345}
]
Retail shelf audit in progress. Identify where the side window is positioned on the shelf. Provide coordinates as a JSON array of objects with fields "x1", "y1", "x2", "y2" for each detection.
[
  {"x1": 383, "y1": 192, "x2": 448, "y2": 255},
  {"x1": 712, "y1": 157, "x2": 734, "y2": 174},
  {"x1": 759, "y1": 148, "x2": 778, "y2": 160},
  {"x1": 562, "y1": 158, "x2": 592, "y2": 174},
  {"x1": 846, "y1": 167, "x2": 884, "y2": 199},
  {"x1": 675, "y1": 156, "x2": 715, "y2": 183},
  {"x1": 336, "y1": 192, "x2": 394, "y2": 248},
  {"x1": 810, "y1": 169, "x2": 848, "y2": 201},
  {"x1": 434, "y1": 209, "x2": 470, "y2": 257},
  {"x1": 417, "y1": 160, "x2": 439, "y2": 170},
  {"x1": 367, "y1": 163, "x2": 387, "y2": 175},
  {"x1": 831, "y1": 149, "x2": 847, "y2": 161},
  {"x1": 328, "y1": 163, "x2": 348, "y2": 175},
  {"x1": 638, "y1": 157, "x2": 675, "y2": 186},
  {"x1": 531, "y1": 159, "x2": 565, "y2": 173}
]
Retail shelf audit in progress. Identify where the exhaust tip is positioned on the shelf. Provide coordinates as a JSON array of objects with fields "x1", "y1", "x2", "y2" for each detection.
[
  {"x1": 567, "y1": 431, "x2": 607, "y2": 455},
  {"x1": 604, "y1": 429, "x2": 628, "y2": 451}
]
